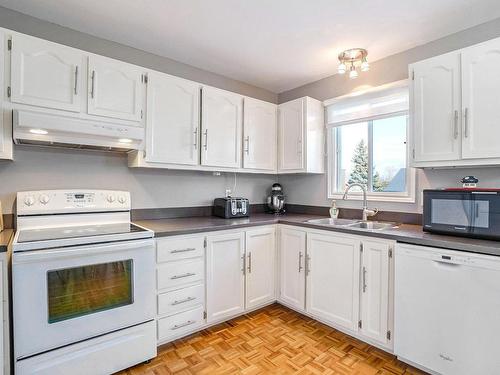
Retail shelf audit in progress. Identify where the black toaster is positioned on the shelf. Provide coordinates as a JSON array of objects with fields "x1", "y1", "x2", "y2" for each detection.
[{"x1": 213, "y1": 197, "x2": 249, "y2": 218}]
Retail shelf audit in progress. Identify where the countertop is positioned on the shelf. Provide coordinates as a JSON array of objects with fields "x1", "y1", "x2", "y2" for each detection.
[
  {"x1": 135, "y1": 213, "x2": 500, "y2": 257},
  {"x1": 0, "y1": 229, "x2": 13, "y2": 253}
]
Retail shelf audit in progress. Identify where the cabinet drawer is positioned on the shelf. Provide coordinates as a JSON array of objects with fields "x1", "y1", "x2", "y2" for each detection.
[
  {"x1": 158, "y1": 283, "x2": 205, "y2": 316},
  {"x1": 157, "y1": 236, "x2": 204, "y2": 263},
  {"x1": 157, "y1": 305, "x2": 204, "y2": 342},
  {"x1": 157, "y1": 259, "x2": 204, "y2": 290}
]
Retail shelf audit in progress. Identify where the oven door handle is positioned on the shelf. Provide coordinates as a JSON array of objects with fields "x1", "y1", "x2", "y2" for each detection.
[{"x1": 12, "y1": 239, "x2": 154, "y2": 264}]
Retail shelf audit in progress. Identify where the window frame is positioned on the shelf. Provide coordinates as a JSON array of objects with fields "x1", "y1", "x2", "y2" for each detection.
[{"x1": 327, "y1": 111, "x2": 416, "y2": 203}]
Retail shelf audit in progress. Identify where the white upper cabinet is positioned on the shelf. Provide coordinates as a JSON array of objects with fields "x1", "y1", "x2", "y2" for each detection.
[
  {"x1": 243, "y1": 97, "x2": 277, "y2": 171},
  {"x1": 0, "y1": 32, "x2": 12, "y2": 160},
  {"x1": 410, "y1": 52, "x2": 461, "y2": 163},
  {"x1": 201, "y1": 87, "x2": 243, "y2": 168},
  {"x1": 10, "y1": 34, "x2": 84, "y2": 112},
  {"x1": 145, "y1": 73, "x2": 200, "y2": 165},
  {"x1": 461, "y1": 38, "x2": 500, "y2": 159},
  {"x1": 360, "y1": 240, "x2": 391, "y2": 346},
  {"x1": 278, "y1": 97, "x2": 324, "y2": 174},
  {"x1": 88, "y1": 56, "x2": 144, "y2": 122},
  {"x1": 278, "y1": 226, "x2": 306, "y2": 312},
  {"x1": 245, "y1": 227, "x2": 276, "y2": 309},
  {"x1": 206, "y1": 231, "x2": 245, "y2": 323},
  {"x1": 306, "y1": 232, "x2": 360, "y2": 331}
]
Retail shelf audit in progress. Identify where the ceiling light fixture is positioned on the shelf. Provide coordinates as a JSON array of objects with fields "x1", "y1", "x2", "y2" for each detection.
[{"x1": 337, "y1": 48, "x2": 369, "y2": 79}]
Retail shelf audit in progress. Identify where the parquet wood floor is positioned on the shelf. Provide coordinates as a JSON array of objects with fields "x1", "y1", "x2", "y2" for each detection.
[{"x1": 117, "y1": 304, "x2": 427, "y2": 375}]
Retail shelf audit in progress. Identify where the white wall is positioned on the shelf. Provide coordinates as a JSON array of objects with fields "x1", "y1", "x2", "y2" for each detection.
[
  {"x1": 278, "y1": 17, "x2": 500, "y2": 213},
  {"x1": 0, "y1": 147, "x2": 276, "y2": 214}
]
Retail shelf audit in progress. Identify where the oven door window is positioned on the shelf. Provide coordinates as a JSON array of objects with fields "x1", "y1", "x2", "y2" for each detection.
[{"x1": 47, "y1": 260, "x2": 133, "y2": 324}]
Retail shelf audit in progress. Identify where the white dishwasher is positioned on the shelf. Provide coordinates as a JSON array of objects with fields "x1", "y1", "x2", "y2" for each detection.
[{"x1": 394, "y1": 243, "x2": 500, "y2": 375}]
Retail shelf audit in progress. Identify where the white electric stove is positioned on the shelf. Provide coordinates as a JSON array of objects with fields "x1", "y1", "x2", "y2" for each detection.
[{"x1": 12, "y1": 189, "x2": 157, "y2": 375}]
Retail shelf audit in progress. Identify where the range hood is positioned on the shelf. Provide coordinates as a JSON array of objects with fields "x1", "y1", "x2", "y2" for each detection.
[{"x1": 13, "y1": 110, "x2": 144, "y2": 152}]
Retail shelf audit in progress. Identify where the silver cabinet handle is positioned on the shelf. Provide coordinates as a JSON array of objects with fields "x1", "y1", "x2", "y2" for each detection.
[
  {"x1": 203, "y1": 129, "x2": 208, "y2": 150},
  {"x1": 453, "y1": 110, "x2": 458, "y2": 139},
  {"x1": 74, "y1": 66, "x2": 79, "y2": 95},
  {"x1": 247, "y1": 252, "x2": 252, "y2": 273},
  {"x1": 362, "y1": 266, "x2": 367, "y2": 292},
  {"x1": 241, "y1": 254, "x2": 246, "y2": 275},
  {"x1": 170, "y1": 248, "x2": 196, "y2": 254},
  {"x1": 90, "y1": 70, "x2": 96, "y2": 99},
  {"x1": 193, "y1": 128, "x2": 198, "y2": 149},
  {"x1": 305, "y1": 253, "x2": 311, "y2": 275},
  {"x1": 297, "y1": 139, "x2": 303, "y2": 154},
  {"x1": 464, "y1": 108, "x2": 469, "y2": 138},
  {"x1": 298, "y1": 252, "x2": 303, "y2": 273},
  {"x1": 170, "y1": 272, "x2": 195, "y2": 280},
  {"x1": 171, "y1": 296, "x2": 196, "y2": 306},
  {"x1": 244, "y1": 136, "x2": 250, "y2": 154},
  {"x1": 171, "y1": 320, "x2": 196, "y2": 330}
]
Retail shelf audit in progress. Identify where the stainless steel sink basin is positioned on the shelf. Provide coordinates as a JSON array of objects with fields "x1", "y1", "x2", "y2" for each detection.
[
  {"x1": 306, "y1": 218, "x2": 360, "y2": 226},
  {"x1": 346, "y1": 221, "x2": 399, "y2": 230}
]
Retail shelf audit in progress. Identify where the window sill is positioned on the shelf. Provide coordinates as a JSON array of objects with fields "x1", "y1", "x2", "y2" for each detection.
[{"x1": 328, "y1": 193, "x2": 416, "y2": 204}]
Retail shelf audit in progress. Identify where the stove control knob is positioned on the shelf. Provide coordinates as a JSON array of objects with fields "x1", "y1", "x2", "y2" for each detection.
[
  {"x1": 118, "y1": 196, "x2": 126, "y2": 204},
  {"x1": 39, "y1": 194, "x2": 50, "y2": 204},
  {"x1": 24, "y1": 196, "x2": 35, "y2": 206},
  {"x1": 106, "y1": 194, "x2": 116, "y2": 203}
]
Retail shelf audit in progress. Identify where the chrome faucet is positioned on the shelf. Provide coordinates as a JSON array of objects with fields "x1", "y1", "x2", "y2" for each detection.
[{"x1": 342, "y1": 183, "x2": 378, "y2": 221}]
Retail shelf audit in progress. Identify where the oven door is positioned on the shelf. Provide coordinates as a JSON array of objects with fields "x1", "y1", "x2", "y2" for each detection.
[
  {"x1": 423, "y1": 191, "x2": 500, "y2": 239},
  {"x1": 13, "y1": 238, "x2": 155, "y2": 359}
]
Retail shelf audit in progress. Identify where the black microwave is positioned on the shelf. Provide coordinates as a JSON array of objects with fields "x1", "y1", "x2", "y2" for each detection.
[{"x1": 423, "y1": 189, "x2": 500, "y2": 240}]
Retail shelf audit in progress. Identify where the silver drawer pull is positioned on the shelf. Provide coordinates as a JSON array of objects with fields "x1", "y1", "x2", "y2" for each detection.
[
  {"x1": 171, "y1": 296, "x2": 196, "y2": 306},
  {"x1": 170, "y1": 248, "x2": 196, "y2": 254},
  {"x1": 170, "y1": 272, "x2": 196, "y2": 280},
  {"x1": 171, "y1": 320, "x2": 196, "y2": 330}
]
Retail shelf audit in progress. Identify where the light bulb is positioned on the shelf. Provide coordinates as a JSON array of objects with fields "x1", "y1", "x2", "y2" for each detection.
[
  {"x1": 338, "y1": 62, "x2": 346, "y2": 74},
  {"x1": 349, "y1": 66, "x2": 358, "y2": 79},
  {"x1": 361, "y1": 59, "x2": 370, "y2": 72}
]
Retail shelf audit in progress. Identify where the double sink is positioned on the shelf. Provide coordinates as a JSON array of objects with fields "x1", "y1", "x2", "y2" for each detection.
[{"x1": 306, "y1": 218, "x2": 399, "y2": 231}]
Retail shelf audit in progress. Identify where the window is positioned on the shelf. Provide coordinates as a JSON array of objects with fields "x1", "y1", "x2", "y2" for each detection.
[{"x1": 326, "y1": 81, "x2": 415, "y2": 202}]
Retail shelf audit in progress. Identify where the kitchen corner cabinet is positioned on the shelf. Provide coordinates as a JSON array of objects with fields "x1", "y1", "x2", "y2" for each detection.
[
  {"x1": 145, "y1": 72, "x2": 201, "y2": 165},
  {"x1": 278, "y1": 226, "x2": 306, "y2": 312},
  {"x1": 306, "y1": 232, "x2": 360, "y2": 331},
  {"x1": 201, "y1": 87, "x2": 243, "y2": 169},
  {"x1": 206, "y1": 231, "x2": 246, "y2": 323},
  {"x1": 277, "y1": 96, "x2": 324, "y2": 174},
  {"x1": 410, "y1": 36, "x2": 500, "y2": 167},
  {"x1": 243, "y1": 98, "x2": 277, "y2": 172},
  {"x1": 87, "y1": 56, "x2": 144, "y2": 122},
  {"x1": 245, "y1": 227, "x2": 276, "y2": 309}
]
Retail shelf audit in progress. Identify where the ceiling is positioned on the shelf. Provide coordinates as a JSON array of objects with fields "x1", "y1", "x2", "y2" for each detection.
[{"x1": 1, "y1": 0, "x2": 500, "y2": 93}]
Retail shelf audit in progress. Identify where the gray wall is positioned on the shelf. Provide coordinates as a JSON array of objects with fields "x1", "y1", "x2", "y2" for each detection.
[
  {"x1": 0, "y1": 147, "x2": 276, "y2": 214},
  {"x1": 278, "y1": 17, "x2": 500, "y2": 213},
  {"x1": 0, "y1": 7, "x2": 278, "y2": 215},
  {"x1": 0, "y1": 6, "x2": 277, "y2": 103}
]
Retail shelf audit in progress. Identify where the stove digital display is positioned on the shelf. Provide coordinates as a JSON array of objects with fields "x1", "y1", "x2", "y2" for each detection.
[{"x1": 74, "y1": 194, "x2": 85, "y2": 199}]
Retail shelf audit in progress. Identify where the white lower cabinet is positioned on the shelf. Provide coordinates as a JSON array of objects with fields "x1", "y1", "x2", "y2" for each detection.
[
  {"x1": 278, "y1": 226, "x2": 306, "y2": 312},
  {"x1": 306, "y1": 232, "x2": 361, "y2": 331},
  {"x1": 206, "y1": 231, "x2": 246, "y2": 323},
  {"x1": 245, "y1": 227, "x2": 276, "y2": 309}
]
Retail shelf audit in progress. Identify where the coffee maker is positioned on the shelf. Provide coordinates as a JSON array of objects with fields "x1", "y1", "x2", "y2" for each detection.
[{"x1": 267, "y1": 183, "x2": 285, "y2": 214}]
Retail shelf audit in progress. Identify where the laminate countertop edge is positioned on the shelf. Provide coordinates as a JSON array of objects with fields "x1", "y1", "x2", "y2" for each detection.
[
  {"x1": 0, "y1": 229, "x2": 13, "y2": 253},
  {"x1": 134, "y1": 214, "x2": 500, "y2": 258}
]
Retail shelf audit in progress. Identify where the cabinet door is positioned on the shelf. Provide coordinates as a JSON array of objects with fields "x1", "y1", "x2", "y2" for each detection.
[
  {"x1": 462, "y1": 38, "x2": 500, "y2": 159},
  {"x1": 145, "y1": 73, "x2": 200, "y2": 165},
  {"x1": 411, "y1": 53, "x2": 461, "y2": 163},
  {"x1": 206, "y1": 232, "x2": 245, "y2": 323},
  {"x1": 360, "y1": 240, "x2": 390, "y2": 346},
  {"x1": 279, "y1": 227, "x2": 306, "y2": 312},
  {"x1": 243, "y1": 98, "x2": 277, "y2": 171},
  {"x1": 0, "y1": 33, "x2": 12, "y2": 160},
  {"x1": 88, "y1": 56, "x2": 143, "y2": 121},
  {"x1": 201, "y1": 87, "x2": 242, "y2": 168},
  {"x1": 11, "y1": 34, "x2": 83, "y2": 112},
  {"x1": 306, "y1": 232, "x2": 360, "y2": 331},
  {"x1": 278, "y1": 98, "x2": 304, "y2": 172},
  {"x1": 245, "y1": 227, "x2": 276, "y2": 309}
]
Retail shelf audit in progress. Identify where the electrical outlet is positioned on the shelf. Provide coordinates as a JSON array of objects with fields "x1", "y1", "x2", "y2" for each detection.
[{"x1": 225, "y1": 189, "x2": 232, "y2": 197}]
